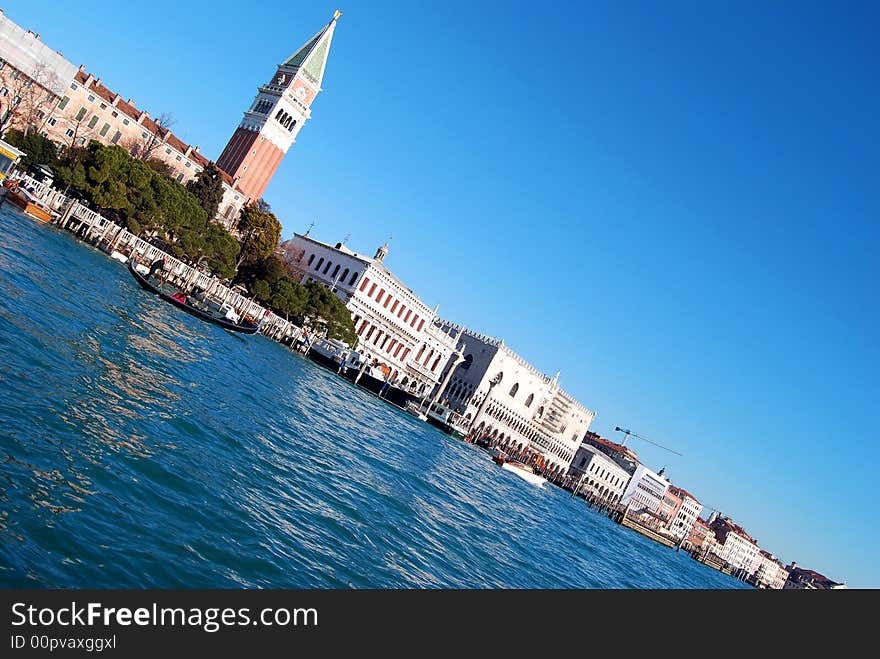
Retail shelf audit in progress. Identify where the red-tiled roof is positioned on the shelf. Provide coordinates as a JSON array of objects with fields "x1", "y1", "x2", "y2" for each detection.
[
  {"x1": 668, "y1": 485, "x2": 700, "y2": 504},
  {"x1": 73, "y1": 68, "x2": 247, "y2": 196},
  {"x1": 587, "y1": 435, "x2": 639, "y2": 460}
]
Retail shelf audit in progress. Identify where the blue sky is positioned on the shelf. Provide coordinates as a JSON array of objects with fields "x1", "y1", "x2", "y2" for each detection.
[{"x1": 6, "y1": 0, "x2": 878, "y2": 586}]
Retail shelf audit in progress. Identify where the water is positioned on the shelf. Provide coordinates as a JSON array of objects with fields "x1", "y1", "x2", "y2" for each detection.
[{"x1": 0, "y1": 206, "x2": 747, "y2": 589}]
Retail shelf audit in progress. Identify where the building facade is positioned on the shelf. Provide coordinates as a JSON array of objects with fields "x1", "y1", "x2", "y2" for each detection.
[
  {"x1": 216, "y1": 13, "x2": 339, "y2": 201},
  {"x1": 568, "y1": 443, "x2": 631, "y2": 503},
  {"x1": 279, "y1": 233, "x2": 460, "y2": 399},
  {"x1": 753, "y1": 551, "x2": 789, "y2": 590},
  {"x1": 620, "y1": 464, "x2": 670, "y2": 515},
  {"x1": 783, "y1": 563, "x2": 846, "y2": 590},
  {"x1": 581, "y1": 431, "x2": 639, "y2": 474},
  {"x1": 687, "y1": 517, "x2": 714, "y2": 553},
  {"x1": 665, "y1": 486, "x2": 701, "y2": 541},
  {"x1": 433, "y1": 320, "x2": 596, "y2": 475},
  {"x1": 708, "y1": 514, "x2": 759, "y2": 575}
]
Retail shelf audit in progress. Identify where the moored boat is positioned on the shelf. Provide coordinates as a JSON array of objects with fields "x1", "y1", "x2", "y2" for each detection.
[
  {"x1": 403, "y1": 400, "x2": 428, "y2": 421},
  {"x1": 127, "y1": 258, "x2": 260, "y2": 334},
  {"x1": 498, "y1": 460, "x2": 547, "y2": 487},
  {"x1": 2, "y1": 179, "x2": 54, "y2": 223}
]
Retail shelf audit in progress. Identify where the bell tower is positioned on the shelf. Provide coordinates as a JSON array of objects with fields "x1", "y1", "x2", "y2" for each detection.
[{"x1": 216, "y1": 11, "x2": 341, "y2": 201}]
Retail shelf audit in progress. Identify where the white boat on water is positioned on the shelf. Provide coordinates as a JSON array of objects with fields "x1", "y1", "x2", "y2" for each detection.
[
  {"x1": 500, "y1": 461, "x2": 547, "y2": 488},
  {"x1": 403, "y1": 400, "x2": 428, "y2": 421}
]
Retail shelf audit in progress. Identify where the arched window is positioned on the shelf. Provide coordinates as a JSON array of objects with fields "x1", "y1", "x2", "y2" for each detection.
[
  {"x1": 525, "y1": 393, "x2": 534, "y2": 407},
  {"x1": 289, "y1": 119, "x2": 297, "y2": 132},
  {"x1": 276, "y1": 109, "x2": 284, "y2": 120},
  {"x1": 509, "y1": 383, "x2": 519, "y2": 397},
  {"x1": 349, "y1": 271, "x2": 359, "y2": 286},
  {"x1": 315, "y1": 257, "x2": 324, "y2": 271},
  {"x1": 323, "y1": 261, "x2": 332, "y2": 275},
  {"x1": 332, "y1": 264, "x2": 340, "y2": 278},
  {"x1": 307, "y1": 253, "x2": 315, "y2": 266},
  {"x1": 536, "y1": 406, "x2": 544, "y2": 419},
  {"x1": 341, "y1": 268, "x2": 349, "y2": 283}
]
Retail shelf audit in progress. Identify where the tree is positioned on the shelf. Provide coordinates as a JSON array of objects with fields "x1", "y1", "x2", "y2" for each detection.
[
  {"x1": 270, "y1": 278, "x2": 309, "y2": 321},
  {"x1": 0, "y1": 63, "x2": 57, "y2": 138},
  {"x1": 186, "y1": 162, "x2": 224, "y2": 219},
  {"x1": 250, "y1": 279, "x2": 272, "y2": 303},
  {"x1": 302, "y1": 280, "x2": 357, "y2": 345},
  {"x1": 235, "y1": 203, "x2": 282, "y2": 268},
  {"x1": 2, "y1": 129, "x2": 59, "y2": 167}
]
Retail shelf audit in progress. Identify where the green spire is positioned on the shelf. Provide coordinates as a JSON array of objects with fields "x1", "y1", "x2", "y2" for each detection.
[{"x1": 281, "y1": 12, "x2": 340, "y2": 87}]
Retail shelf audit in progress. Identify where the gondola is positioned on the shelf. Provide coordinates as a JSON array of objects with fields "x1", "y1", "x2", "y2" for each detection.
[{"x1": 127, "y1": 258, "x2": 260, "y2": 334}]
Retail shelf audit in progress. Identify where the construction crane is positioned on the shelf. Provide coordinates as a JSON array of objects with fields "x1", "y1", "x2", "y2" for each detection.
[{"x1": 614, "y1": 426, "x2": 682, "y2": 456}]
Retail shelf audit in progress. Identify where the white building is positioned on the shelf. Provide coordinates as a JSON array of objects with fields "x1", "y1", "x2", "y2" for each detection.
[
  {"x1": 433, "y1": 320, "x2": 595, "y2": 476},
  {"x1": 753, "y1": 551, "x2": 789, "y2": 590},
  {"x1": 279, "y1": 233, "x2": 460, "y2": 398},
  {"x1": 620, "y1": 465, "x2": 670, "y2": 515},
  {"x1": 708, "y1": 514, "x2": 760, "y2": 575},
  {"x1": 667, "y1": 485, "x2": 702, "y2": 541},
  {"x1": 569, "y1": 444, "x2": 631, "y2": 503}
]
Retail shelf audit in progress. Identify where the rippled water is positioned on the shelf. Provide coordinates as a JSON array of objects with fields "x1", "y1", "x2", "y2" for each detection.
[{"x1": 0, "y1": 206, "x2": 746, "y2": 588}]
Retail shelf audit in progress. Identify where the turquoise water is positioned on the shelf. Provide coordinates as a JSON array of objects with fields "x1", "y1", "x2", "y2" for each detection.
[{"x1": 0, "y1": 206, "x2": 747, "y2": 588}]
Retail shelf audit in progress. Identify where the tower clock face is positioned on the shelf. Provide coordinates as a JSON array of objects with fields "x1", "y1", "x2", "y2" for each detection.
[{"x1": 296, "y1": 86, "x2": 307, "y2": 100}]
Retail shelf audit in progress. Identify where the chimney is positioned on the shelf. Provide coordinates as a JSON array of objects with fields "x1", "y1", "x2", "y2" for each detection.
[
  {"x1": 137, "y1": 110, "x2": 150, "y2": 124},
  {"x1": 184, "y1": 145, "x2": 192, "y2": 157},
  {"x1": 85, "y1": 73, "x2": 94, "y2": 87},
  {"x1": 127, "y1": 98, "x2": 135, "y2": 106},
  {"x1": 112, "y1": 94, "x2": 120, "y2": 107},
  {"x1": 95, "y1": 78, "x2": 102, "y2": 86},
  {"x1": 79, "y1": 64, "x2": 86, "y2": 72}
]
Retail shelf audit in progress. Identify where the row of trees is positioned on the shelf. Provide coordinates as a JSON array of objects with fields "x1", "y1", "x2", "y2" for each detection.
[
  {"x1": 235, "y1": 255, "x2": 357, "y2": 345},
  {"x1": 3, "y1": 126, "x2": 356, "y2": 342}
]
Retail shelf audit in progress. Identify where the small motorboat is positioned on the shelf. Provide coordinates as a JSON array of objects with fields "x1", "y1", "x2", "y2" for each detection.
[
  {"x1": 498, "y1": 459, "x2": 547, "y2": 487},
  {"x1": 3, "y1": 179, "x2": 54, "y2": 223},
  {"x1": 127, "y1": 258, "x2": 260, "y2": 334},
  {"x1": 403, "y1": 400, "x2": 428, "y2": 421}
]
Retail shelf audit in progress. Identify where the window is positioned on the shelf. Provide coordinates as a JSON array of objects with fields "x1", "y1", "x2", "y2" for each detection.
[
  {"x1": 47, "y1": 117, "x2": 57, "y2": 126},
  {"x1": 177, "y1": 173, "x2": 184, "y2": 182},
  {"x1": 322, "y1": 261, "x2": 332, "y2": 275},
  {"x1": 110, "y1": 110, "x2": 117, "y2": 118},
  {"x1": 525, "y1": 393, "x2": 534, "y2": 407},
  {"x1": 332, "y1": 264, "x2": 340, "y2": 278},
  {"x1": 315, "y1": 257, "x2": 324, "y2": 271},
  {"x1": 185, "y1": 161, "x2": 191, "y2": 168},
  {"x1": 308, "y1": 254, "x2": 315, "y2": 266},
  {"x1": 65, "y1": 128, "x2": 75, "y2": 138},
  {"x1": 376, "y1": 288, "x2": 385, "y2": 303},
  {"x1": 384, "y1": 295, "x2": 392, "y2": 308},
  {"x1": 349, "y1": 271, "x2": 359, "y2": 286},
  {"x1": 341, "y1": 268, "x2": 349, "y2": 282},
  {"x1": 100, "y1": 103, "x2": 107, "y2": 110},
  {"x1": 411, "y1": 314, "x2": 419, "y2": 328},
  {"x1": 390, "y1": 300, "x2": 398, "y2": 313},
  {"x1": 397, "y1": 304, "x2": 405, "y2": 318},
  {"x1": 87, "y1": 94, "x2": 95, "y2": 102},
  {"x1": 88, "y1": 115, "x2": 98, "y2": 129},
  {"x1": 359, "y1": 277, "x2": 370, "y2": 292},
  {"x1": 111, "y1": 131, "x2": 121, "y2": 144},
  {"x1": 57, "y1": 96, "x2": 70, "y2": 110},
  {"x1": 71, "y1": 82, "x2": 78, "y2": 90},
  {"x1": 0, "y1": 87, "x2": 7, "y2": 97},
  {"x1": 99, "y1": 122, "x2": 110, "y2": 136},
  {"x1": 75, "y1": 107, "x2": 87, "y2": 121},
  {"x1": 418, "y1": 319, "x2": 425, "y2": 332},
  {"x1": 369, "y1": 283, "x2": 377, "y2": 297},
  {"x1": 165, "y1": 148, "x2": 172, "y2": 155},
  {"x1": 123, "y1": 118, "x2": 130, "y2": 125},
  {"x1": 0, "y1": 59, "x2": 6, "y2": 71},
  {"x1": 509, "y1": 383, "x2": 519, "y2": 397},
  {"x1": 175, "y1": 155, "x2": 182, "y2": 161},
  {"x1": 404, "y1": 310, "x2": 412, "y2": 323}
]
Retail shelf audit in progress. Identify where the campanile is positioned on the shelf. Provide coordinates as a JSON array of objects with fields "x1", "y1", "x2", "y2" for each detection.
[{"x1": 216, "y1": 12, "x2": 341, "y2": 201}]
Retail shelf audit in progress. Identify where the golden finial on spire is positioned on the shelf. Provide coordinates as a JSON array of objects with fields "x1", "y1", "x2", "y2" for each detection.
[{"x1": 333, "y1": 10, "x2": 342, "y2": 21}]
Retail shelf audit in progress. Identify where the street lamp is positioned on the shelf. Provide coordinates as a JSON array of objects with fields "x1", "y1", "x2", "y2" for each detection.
[{"x1": 466, "y1": 371, "x2": 502, "y2": 441}]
